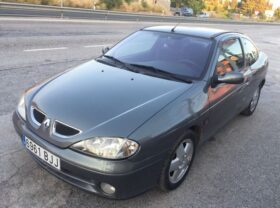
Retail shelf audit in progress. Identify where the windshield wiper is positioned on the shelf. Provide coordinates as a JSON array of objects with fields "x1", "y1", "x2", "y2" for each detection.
[
  {"x1": 97, "y1": 57, "x2": 192, "y2": 83},
  {"x1": 129, "y1": 63, "x2": 192, "y2": 84},
  {"x1": 103, "y1": 55, "x2": 125, "y2": 65},
  {"x1": 97, "y1": 55, "x2": 139, "y2": 73}
]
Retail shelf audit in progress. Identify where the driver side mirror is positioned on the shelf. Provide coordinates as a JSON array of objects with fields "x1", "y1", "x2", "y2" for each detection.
[
  {"x1": 102, "y1": 46, "x2": 110, "y2": 55},
  {"x1": 212, "y1": 71, "x2": 244, "y2": 87}
]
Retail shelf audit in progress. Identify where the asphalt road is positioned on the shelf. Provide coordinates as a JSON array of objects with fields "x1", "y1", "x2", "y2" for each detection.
[{"x1": 0, "y1": 18, "x2": 280, "y2": 208}]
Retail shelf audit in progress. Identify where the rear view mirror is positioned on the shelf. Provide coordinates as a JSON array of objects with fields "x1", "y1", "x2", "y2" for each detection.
[
  {"x1": 102, "y1": 47, "x2": 110, "y2": 55},
  {"x1": 213, "y1": 71, "x2": 244, "y2": 87}
]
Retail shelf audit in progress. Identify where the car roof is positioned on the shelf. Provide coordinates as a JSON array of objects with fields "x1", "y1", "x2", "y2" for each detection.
[{"x1": 143, "y1": 26, "x2": 235, "y2": 39}]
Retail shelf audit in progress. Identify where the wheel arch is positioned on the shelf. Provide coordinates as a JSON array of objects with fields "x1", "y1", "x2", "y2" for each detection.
[
  {"x1": 189, "y1": 125, "x2": 202, "y2": 145},
  {"x1": 260, "y1": 79, "x2": 265, "y2": 89}
]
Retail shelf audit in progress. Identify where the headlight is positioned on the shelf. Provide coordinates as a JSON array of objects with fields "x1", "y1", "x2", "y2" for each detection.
[
  {"x1": 71, "y1": 137, "x2": 139, "y2": 159},
  {"x1": 17, "y1": 95, "x2": 26, "y2": 120}
]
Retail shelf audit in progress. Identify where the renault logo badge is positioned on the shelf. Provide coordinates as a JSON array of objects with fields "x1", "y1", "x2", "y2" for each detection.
[{"x1": 43, "y1": 119, "x2": 50, "y2": 128}]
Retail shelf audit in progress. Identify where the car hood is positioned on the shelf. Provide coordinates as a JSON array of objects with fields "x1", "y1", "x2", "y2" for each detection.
[{"x1": 28, "y1": 60, "x2": 192, "y2": 147}]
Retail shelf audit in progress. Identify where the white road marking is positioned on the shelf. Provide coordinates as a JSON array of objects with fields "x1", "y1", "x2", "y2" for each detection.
[
  {"x1": 0, "y1": 17, "x2": 153, "y2": 25},
  {"x1": 24, "y1": 47, "x2": 68, "y2": 52},
  {"x1": 84, "y1": 44, "x2": 108, "y2": 48},
  {"x1": 23, "y1": 44, "x2": 112, "y2": 53}
]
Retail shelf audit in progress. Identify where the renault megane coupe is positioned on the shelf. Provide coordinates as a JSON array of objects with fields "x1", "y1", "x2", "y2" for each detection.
[{"x1": 13, "y1": 26, "x2": 268, "y2": 199}]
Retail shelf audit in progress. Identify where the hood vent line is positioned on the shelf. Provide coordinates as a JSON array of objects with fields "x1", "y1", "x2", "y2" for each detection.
[
  {"x1": 31, "y1": 107, "x2": 46, "y2": 126},
  {"x1": 52, "y1": 120, "x2": 81, "y2": 138}
]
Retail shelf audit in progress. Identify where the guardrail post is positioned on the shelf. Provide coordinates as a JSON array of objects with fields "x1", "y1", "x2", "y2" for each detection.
[
  {"x1": 60, "y1": 0, "x2": 63, "y2": 19},
  {"x1": 105, "y1": 10, "x2": 108, "y2": 20}
]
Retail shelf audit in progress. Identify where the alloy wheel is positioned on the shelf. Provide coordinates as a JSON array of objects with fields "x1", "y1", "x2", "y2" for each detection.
[
  {"x1": 168, "y1": 139, "x2": 194, "y2": 184},
  {"x1": 250, "y1": 88, "x2": 260, "y2": 112}
]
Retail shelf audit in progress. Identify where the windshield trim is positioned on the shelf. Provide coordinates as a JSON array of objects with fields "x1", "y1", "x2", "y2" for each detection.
[{"x1": 142, "y1": 28, "x2": 216, "y2": 41}]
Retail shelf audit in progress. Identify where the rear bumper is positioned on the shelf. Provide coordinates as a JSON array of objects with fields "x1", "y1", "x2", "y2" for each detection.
[{"x1": 13, "y1": 112, "x2": 165, "y2": 199}]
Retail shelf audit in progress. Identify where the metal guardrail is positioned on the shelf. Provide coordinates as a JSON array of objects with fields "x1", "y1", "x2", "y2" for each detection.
[
  {"x1": 0, "y1": 1, "x2": 279, "y2": 25},
  {"x1": 0, "y1": 1, "x2": 183, "y2": 21},
  {"x1": 0, "y1": 1, "x2": 164, "y2": 16}
]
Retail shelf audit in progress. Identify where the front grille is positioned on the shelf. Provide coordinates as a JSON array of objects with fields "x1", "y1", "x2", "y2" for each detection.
[
  {"x1": 53, "y1": 121, "x2": 80, "y2": 137},
  {"x1": 32, "y1": 107, "x2": 46, "y2": 125},
  {"x1": 31, "y1": 106, "x2": 81, "y2": 137}
]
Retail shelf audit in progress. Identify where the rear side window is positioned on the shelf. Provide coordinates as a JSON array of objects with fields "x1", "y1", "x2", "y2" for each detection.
[
  {"x1": 216, "y1": 38, "x2": 244, "y2": 75},
  {"x1": 241, "y1": 38, "x2": 259, "y2": 66}
]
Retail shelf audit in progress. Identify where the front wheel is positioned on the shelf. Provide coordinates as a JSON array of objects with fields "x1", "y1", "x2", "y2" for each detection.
[
  {"x1": 159, "y1": 131, "x2": 196, "y2": 191},
  {"x1": 241, "y1": 87, "x2": 261, "y2": 116}
]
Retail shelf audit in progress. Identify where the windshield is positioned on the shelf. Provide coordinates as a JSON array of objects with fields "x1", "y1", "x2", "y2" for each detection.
[{"x1": 105, "y1": 30, "x2": 213, "y2": 79}]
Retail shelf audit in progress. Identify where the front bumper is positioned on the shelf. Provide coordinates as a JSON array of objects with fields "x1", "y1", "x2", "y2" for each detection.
[{"x1": 13, "y1": 112, "x2": 165, "y2": 199}]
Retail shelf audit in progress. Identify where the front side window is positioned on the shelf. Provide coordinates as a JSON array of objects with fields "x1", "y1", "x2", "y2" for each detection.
[
  {"x1": 241, "y1": 38, "x2": 258, "y2": 66},
  {"x1": 106, "y1": 30, "x2": 213, "y2": 79},
  {"x1": 216, "y1": 38, "x2": 244, "y2": 75}
]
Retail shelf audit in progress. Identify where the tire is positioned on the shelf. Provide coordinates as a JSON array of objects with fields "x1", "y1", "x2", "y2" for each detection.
[
  {"x1": 241, "y1": 87, "x2": 261, "y2": 116},
  {"x1": 159, "y1": 130, "x2": 196, "y2": 191}
]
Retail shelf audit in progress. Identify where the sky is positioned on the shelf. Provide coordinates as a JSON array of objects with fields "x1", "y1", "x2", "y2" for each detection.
[{"x1": 270, "y1": 0, "x2": 280, "y2": 9}]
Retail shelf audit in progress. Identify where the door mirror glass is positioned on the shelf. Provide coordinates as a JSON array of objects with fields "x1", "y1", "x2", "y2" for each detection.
[{"x1": 214, "y1": 71, "x2": 244, "y2": 86}]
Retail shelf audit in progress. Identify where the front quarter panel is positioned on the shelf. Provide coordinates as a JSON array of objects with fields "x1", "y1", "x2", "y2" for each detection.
[{"x1": 129, "y1": 81, "x2": 209, "y2": 161}]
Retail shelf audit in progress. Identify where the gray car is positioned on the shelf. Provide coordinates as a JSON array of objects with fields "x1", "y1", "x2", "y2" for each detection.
[{"x1": 13, "y1": 26, "x2": 268, "y2": 199}]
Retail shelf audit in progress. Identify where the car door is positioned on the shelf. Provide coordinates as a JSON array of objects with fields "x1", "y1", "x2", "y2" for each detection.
[{"x1": 206, "y1": 37, "x2": 246, "y2": 136}]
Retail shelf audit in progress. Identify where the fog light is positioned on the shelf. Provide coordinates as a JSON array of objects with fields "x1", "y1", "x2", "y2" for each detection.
[{"x1": 100, "y1": 182, "x2": 116, "y2": 195}]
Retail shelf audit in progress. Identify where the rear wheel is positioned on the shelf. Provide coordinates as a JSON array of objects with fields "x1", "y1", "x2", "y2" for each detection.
[
  {"x1": 241, "y1": 87, "x2": 261, "y2": 116},
  {"x1": 159, "y1": 131, "x2": 196, "y2": 191}
]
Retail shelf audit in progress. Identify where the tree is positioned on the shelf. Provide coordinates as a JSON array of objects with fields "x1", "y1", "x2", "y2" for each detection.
[
  {"x1": 241, "y1": 0, "x2": 271, "y2": 17},
  {"x1": 124, "y1": 0, "x2": 133, "y2": 4},
  {"x1": 241, "y1": 0, "x2": 256, "y2": 16},
  {"x1": 225, "y1": 0, "x2": 238, "y2": 12},
  {"x1": 274, "y1": 7, "x2": 280, "y2": 20},
  {"x1": 204, "y1": 0, "x2": 223, "y2": 12},
  {"x1": 170, "y1": 0, "x2": 183, "y2": 8},
  {"x1": 255, "y1": 0, "x2": 272, "y2": 14},
  {"x1": 184, "y1": 0, "x2": 205, "y2": 14},
  {"x1": 100, "y1": 0, "x2": 123, "y2": 9}
]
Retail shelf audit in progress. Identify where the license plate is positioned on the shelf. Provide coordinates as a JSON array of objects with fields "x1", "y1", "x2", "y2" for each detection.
[{"x1": 25, "y1": 137, "x2": 61, "y2": 170}]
